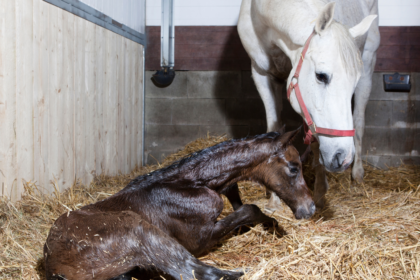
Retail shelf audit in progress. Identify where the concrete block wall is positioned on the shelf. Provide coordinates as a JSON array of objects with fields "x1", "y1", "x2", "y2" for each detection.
[
  {"x1": 144, "y1": 71, "x2": 268, "y2": 164},
  {"x1": 145, "y1": 70, "x2": 420, "y2": 168},
  {"x1": 363, "y1": 72, "x2": 420, "y2": 167}
]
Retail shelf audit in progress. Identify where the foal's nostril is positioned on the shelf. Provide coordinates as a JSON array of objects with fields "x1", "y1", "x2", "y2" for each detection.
[{"x1": 310, "y1": 201, "x2": 316, "y2": 214}]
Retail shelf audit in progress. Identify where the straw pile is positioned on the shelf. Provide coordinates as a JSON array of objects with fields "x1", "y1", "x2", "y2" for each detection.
[{"x1": 1, "y1": 135, "x2": 420, "y2": 279}]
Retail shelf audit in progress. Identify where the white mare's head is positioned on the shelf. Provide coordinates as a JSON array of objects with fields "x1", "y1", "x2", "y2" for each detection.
[{"x1": 287, "y1": 2, "x2": 376, "y2": 172}]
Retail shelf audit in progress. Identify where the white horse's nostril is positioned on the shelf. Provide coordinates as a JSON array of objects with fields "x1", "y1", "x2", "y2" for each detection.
[{"x1": 332, "y1": 149, "x2": 346, "y2": 169}]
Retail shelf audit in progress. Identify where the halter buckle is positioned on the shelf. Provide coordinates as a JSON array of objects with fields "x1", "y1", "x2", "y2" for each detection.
[{"x1": 309, "y1": 122, "x2": 317, "y2": 133}]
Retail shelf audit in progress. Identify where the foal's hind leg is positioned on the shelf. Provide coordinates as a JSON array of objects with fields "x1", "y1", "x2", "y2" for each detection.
[
  {"x1": 128, "y1": 219, "x2": 243, "y2": 280},
  {"x1": 220, "y1": 183, "x2": 243, "y2": 210}
]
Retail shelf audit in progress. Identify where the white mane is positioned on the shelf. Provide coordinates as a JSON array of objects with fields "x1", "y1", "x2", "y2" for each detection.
[{"x1": 329, "y1": 22, "x2": 363, "y2": 76}]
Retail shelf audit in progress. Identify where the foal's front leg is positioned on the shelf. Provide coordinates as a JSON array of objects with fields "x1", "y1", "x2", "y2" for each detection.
[
  {"x1": 199, "y1": 204, "x2": 277, "y2": 254},
  {"x1": 220, "y1": 183, "x2": 243, "y2": 210}
]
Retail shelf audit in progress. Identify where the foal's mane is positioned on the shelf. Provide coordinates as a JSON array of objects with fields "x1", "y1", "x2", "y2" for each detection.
[{"x1": 125, "y1": 132, "x2": 283, "y2": 188}]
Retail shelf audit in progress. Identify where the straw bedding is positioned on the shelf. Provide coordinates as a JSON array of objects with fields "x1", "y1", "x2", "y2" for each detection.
[{"x1": 1, "y1": 135, "x2": 420, "y2": 279}]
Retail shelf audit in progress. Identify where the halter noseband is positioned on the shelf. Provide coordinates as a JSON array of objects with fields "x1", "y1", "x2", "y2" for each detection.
[{"x1": 286, "y1": 30, "x2": 355, "y2": 145}]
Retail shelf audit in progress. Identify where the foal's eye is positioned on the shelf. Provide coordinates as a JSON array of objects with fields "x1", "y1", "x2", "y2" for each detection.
[
  {"x1": 289, "y1": 167, "x2": 299, "y2": 175},
  {"x1": 316, "y1": 73, "x2": 329, "y2": 84}
]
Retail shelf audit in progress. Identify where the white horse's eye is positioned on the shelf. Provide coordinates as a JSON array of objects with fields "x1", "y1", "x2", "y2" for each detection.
[{"x1": 316, "y1": 73, "x2": 330, "y2": 84}]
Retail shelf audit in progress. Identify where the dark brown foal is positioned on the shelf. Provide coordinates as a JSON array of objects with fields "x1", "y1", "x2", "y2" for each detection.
[{"x1": 44, "y1": 129, "x2": 315, "y2": 280}]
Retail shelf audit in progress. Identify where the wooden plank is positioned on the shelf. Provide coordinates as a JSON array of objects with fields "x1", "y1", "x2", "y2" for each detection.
[
  {"x1": 56, "y1": 7, "x2": 65, "y2": 191},
  {"x1": 0, "y1": 0, "x2": 17, "y2": 198},
  {"x1": 48, "y1": 3, "x2": 61, "y2": 192},
  {"x1": 74, "y1": 16, "x2": 86, "y2": 183},
  {"x1": 15, "y1": 0, "x2": 34, "y2": 200},
  {"x1": 62, "y1": 9, "x2": 75, "y2": 190},
  {"x1": 134, "y1": 43, "x2": 143, "y2": 168},
  {"x1": 4, "y1": 0, "x2": 17, "y2": 199},
  {"x1": 32, "y1": 0, "x2": 40, "y2": 189},
  {"x1": 95, "y1": 25, "x2": 105, "y2": 175},
  {"x1": 103, "y1": 29, "x2": 111, "y2": 174},
  {"x1": 117, "y1": 35, "x2": 125, "y2": 173},
  {"x1": 129, "y1": 40, "x2": 137, "y2": 170},
  {"x1": 124, "y1": 38, "x2": 132, "y2": 173},
  {"x1": 110, "y1": 31, "x2": 119, "y2": 175},
  {"x1": 84, "y1": 20, "x2": 96, "y2": 185},
  {"x1": 139, "y1": 44, "x2": 144, "y2": 166},
  {"x1": 375, "y1": 58, "x2": 420, "y2": 72},
  {"x1": 0, "y1": 0, "x2": 5, "y2": 195},
  {"x1": 33, "y1": 0, "x2": 50, "y2": 192},
  {"x1": 104, "y1": 30, "x2": 118, "y2": 175}
]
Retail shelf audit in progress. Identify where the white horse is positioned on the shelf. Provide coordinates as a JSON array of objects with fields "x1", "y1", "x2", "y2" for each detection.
[{"x1": 238, "y1": 0, "x2": 380, "y2": 211}]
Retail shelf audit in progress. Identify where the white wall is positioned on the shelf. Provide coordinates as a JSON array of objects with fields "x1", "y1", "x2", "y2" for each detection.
[
  {"x1": 146, "y1": 0, "x2": 420, "y2": 26},
  {"x1": 81, "y1": 0, "x2": 146, "y2": 33},
  {"x1": 146, "y1": 0, "x2": 241, "y2": 26},
  {"x1": 379, "y1": 0, "x2": 420, "y2": 26}
]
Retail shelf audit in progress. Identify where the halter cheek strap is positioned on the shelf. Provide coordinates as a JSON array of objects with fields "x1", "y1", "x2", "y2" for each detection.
[{"x1": 286, "y1": 31, "x2": 355, "y2": 145}]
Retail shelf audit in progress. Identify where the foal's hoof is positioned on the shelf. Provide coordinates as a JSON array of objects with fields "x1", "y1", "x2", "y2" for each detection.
[
  {"x1": 220, "y1": 270, "x2": 244, "y2": 280},
  {"x1": 262, "y1": 217, "x2": 278, "y2": 229}
]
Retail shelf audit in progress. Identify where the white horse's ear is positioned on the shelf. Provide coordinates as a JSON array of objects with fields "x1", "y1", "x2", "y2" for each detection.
[
  {"x1": 349, "y1": 15, "x2": 377, "y2": 38},
  {"x1": 315, "y1": 2, "x2": 336, "y2": 35}
]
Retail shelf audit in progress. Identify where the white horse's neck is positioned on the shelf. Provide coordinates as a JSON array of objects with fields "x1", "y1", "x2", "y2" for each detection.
[{"x1": 254, "y1": 0, "x2": 325, "y2": 56}]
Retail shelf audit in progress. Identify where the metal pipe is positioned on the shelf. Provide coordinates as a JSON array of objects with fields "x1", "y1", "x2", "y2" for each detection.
[
  {"x1": 151, "y1": 0, "x2": 175, "y2": 88},
  {"x1": 161, "y1": 0, "x2": 174, "y2": 68}
]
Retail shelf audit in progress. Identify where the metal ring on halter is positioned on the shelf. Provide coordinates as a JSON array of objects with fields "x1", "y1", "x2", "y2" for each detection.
[{"x1": 310, "y1": 123, "x2": 317, "y2": 133}]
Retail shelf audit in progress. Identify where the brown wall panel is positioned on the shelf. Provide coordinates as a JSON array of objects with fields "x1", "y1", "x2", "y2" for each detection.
[{"x1": 146, "y1": 26, "x2": 420, "y2": 72}]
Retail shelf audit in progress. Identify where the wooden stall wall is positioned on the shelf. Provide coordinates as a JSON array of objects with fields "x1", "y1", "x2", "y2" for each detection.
[
  {"x1": 145, "y1": 26, "x2": 420, "y2": 72},
  {"x1": 0, "y1": 0, "x2": 144, "y2": 201}
]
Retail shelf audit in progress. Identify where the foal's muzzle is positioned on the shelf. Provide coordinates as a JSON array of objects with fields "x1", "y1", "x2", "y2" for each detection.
[{"x1": 294, "y1": 201, "x2": 316, "y2": 219}]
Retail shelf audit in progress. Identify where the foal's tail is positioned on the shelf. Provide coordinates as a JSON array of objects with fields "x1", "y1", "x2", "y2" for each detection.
[{"x1": 130, "y1": 220, "x2": 243, "y2": 280}]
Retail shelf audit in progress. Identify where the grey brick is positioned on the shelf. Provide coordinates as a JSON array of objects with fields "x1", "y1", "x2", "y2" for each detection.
[
  {"x1": 145, "y1": 71, "x2": 188, "y2": 99},
  {"x1": 249, "y1": 125, "x2": 267, "y2": 136},
  {"x1": 144, "y1": 124, "x2": 203, "y2": 164},
  {"x1": 171, "y1": 99, "x2": 226, "y2": 125},
  {"x1": 390, "y1": 128, "x2": 420, "y2": 155},
  {"x1": 363, "y1": 155, "x2": 420, "y2": 169},
  {"x1": 198, "y1": 125, "x2": 250, "y2": 139},
  {"x1": 187, "y1": 71, "x2": 241, "y2": 98},
  {"x1": 364, "y1": 100, "x2": 392, "y2": 126},
  {"x1": 413, "y1": 72, "x2": 420, "y2": 98},
  {"x1": 225, "y1": 98, "x2": 266, "y2": 126},
  {"x1": 145, "y1": 98, "x2": 172, "y2": 125},
  {"x1": 362, "y1": 127, "x2": 392, "y2": 156},
  {"x1": 392, "y1": 100, "x2": 419, "y2": 125},
  {"x1": 144, "y1": 124, "x2": 249, "y2": 165},
  {"x1": 145, "y1": 124, "x2": 202, "y2": 151}
]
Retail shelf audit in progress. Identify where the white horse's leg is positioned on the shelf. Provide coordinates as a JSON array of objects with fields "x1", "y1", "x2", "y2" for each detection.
[
  {"x1": 251, "y1": 66, "x2": 283, "y2": 212},
  {"x1": 352, "y1": 37, "x2": 378, "y2": 182},
  {"x1": 251, "y1": 66, "x2": 283, "y2": 133},
  {"x1": 311, "y1": 141, "x2": 329, "y2": 209}
]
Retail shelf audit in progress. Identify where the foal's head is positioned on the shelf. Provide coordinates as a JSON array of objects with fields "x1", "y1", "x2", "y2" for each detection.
[{"x1": 255, "y1": 129, "x2": 315, "y2": 219}]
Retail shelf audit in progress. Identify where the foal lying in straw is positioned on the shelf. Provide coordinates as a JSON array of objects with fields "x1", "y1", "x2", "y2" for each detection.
[{"x1": 44, "y1": 129, "x2": 315, "y2": 280}]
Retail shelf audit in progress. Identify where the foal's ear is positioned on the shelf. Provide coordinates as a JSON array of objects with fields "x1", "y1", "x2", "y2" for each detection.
[
  {"x1": 349, "y1": 15, "x2": 377, "y2": 38},
  {"x1": 315, "y1": 2, "x2": 335, "y2": 35},
  {"x1": 280, "y1": 127, "x2": 301, "y2": 148}
]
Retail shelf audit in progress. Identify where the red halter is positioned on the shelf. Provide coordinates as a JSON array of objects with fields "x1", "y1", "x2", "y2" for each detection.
[{"x1": 286, "y1": 31, "x2": 355, "y2": 145}]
